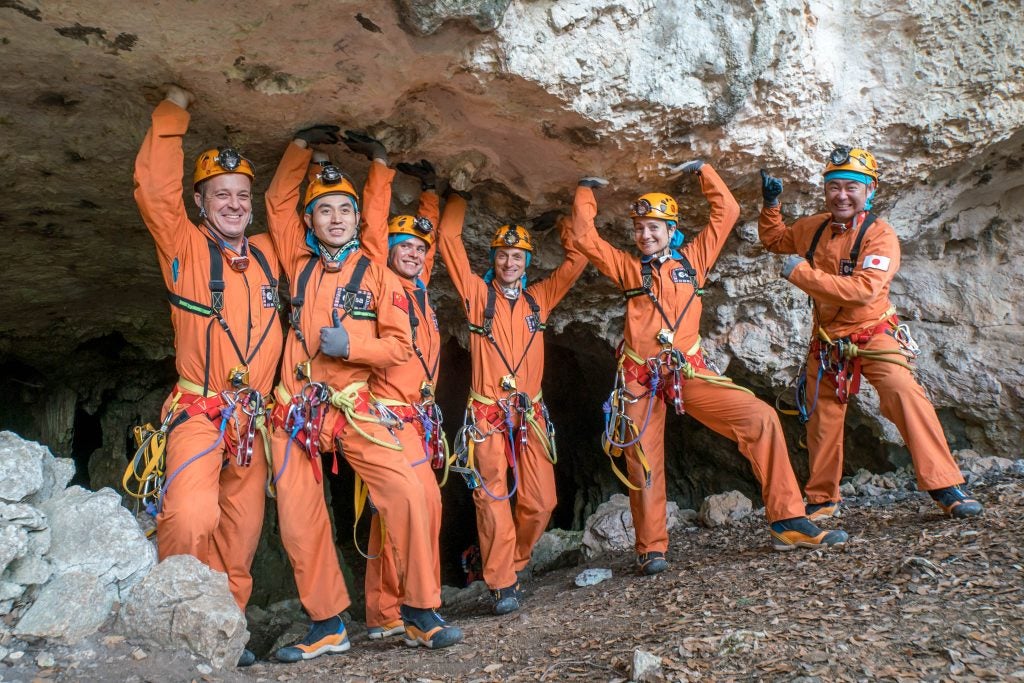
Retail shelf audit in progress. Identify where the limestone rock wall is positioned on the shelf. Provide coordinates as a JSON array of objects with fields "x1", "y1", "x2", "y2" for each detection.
[{"x1": 0, "y1": 0, "x2": 1021, "y2": 471}]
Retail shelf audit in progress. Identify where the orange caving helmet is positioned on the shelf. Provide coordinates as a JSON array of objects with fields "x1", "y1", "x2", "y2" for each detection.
[
  {"x1": 630, "y1": 192, "x2": 679, "y2": 222},
  {"x1": 490, "y1": 224, "x2": 534, "y2": 251},
  {"x1": 823, "y1": 145, "x2": 879, "y2": 182},
  {"x1": 303, "y1": 164, "x2": 359, "y2": 213},
  {"x1": 388, "y1": 214, "x2": 435, "y2": 247},
  {"x1": 193, "y1": 147, "x2": 255, "y2": 190}
]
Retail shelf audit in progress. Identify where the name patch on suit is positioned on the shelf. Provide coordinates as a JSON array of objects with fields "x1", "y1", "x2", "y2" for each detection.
[
  {"x1": 670, "y1": 267, "x2": 694, "y2": 284},
  {"x1": 431, "y1": 311, "x2": 440, "y2": 331},
  {"x1": 525, "y1": 313, "x2": 542, "y2": 333},
  {"x1": 261, "y1": 284, "x2": 279, "y2": 308},
  {"x1": 839, "y1": 259, "x2": 855, "y2": 276},
  {"x1": 862, "y1": 254, "x2": 891, "y2": 271},
  {"x1": 334, "y1": 287, "x2": 374, "y2": 311}
]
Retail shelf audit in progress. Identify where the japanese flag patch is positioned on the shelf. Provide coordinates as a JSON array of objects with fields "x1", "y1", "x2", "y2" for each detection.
[{"x1": 862, "y1": 255, "x2": 891, "y2": 272}]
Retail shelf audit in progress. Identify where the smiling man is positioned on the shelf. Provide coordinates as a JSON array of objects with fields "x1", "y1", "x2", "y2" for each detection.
[
  {"x1": 759, "y1": 146, "x2": 983, "y2": 522},
  {"x1": 133, "y1": 85, "x2": 284, "y2": 667},
  {"x1": 572, "y1": 163, "x2": 848, "y2": 572},
  {"x1": 438, "y1": 194, "x2": 586, "y2": 615}
]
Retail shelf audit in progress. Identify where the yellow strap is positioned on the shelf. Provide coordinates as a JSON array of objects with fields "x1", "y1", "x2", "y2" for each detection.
[
  {"x1": 352, "y1": 473, "x2": 384, "y2": 560},
  {"x1": 601, "y1": 417, "x2": 649, "y2": 492},
  {"x1": 175, "y1": 377, "x2": 220, "y2": 398},
  {"x1": 282, "y1": 381, "x2": 402, "y2": 451},
  {"x1": 623, "y1": 337, "x2": 702, "y2": 364},
  {"x1": 121, "y1": 391, "x2": 183, "y2": 505},
  {"x1": 467, "y1": 390, "x2": 554, "y2": 462},
  {"x1": 373, "y1": 396, "x2": 409, "y2": 408}
]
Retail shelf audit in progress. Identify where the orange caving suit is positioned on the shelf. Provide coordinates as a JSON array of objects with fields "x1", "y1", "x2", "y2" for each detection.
[
  {"x1": 264, "y1": 141, "x2": 438, "y2": 620},
  {"x1": 134, "y1": 100, "x2": 284, "y2": 610},
  {"x1": 359, "y1": 160, "x2": 444, "y2": 629},
  {"x1": 573, "y1": 166, "x2": 806, "y2": 555},
  {"x1": 438, "y1": 195, "x2": 587, "y2": 590},
  {"x1": 758, "y1": 205, "x2": 965, "y2": 504}
]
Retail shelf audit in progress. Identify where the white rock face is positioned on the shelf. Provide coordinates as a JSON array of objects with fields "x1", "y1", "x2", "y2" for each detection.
[
  {"x1": 582, "y1": 493, "x2": 683, "y2": 559},
  {"x1": 14, "y1": 571, "x2": 115, "y2": 644}
]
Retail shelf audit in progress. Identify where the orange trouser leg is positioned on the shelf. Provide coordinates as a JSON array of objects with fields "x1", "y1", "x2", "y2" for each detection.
[
  {"x1": 209, "y1": 430, "x2": 268, "y2": 610},
  {"x1": 364, "y1": 424, "x2": 442, "y2": 628},
  {"x1": 860, "y1": 334, "x2": 964, "y2": 492},
  {"x1": 332, "y1": 415, "x2": 438, "y2": 609},
  {"x1": 472, "y1": 428, "x2": 518, "y2": 590},
  {"x1": 511, "y1": 418, "x2": 557, "y2": 572},
  {"x1": 157, "y1": 413, "x2": 264, "y2": 609},
  {"x1": 623, "y1": 386, "x2": 668, "y2": 554},
  {"x1": 679, "y1": 379, "x2": 805, "y2": 522},
  {"x1": 271, "y1": 428, "x2": 349, "y2": 621},
  {"x1": 804, "y1": 351, "x2": 851, "y2": 504}
]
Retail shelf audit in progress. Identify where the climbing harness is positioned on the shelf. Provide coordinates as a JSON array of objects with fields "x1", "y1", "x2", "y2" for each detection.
[
  {"x1": 451, "y1": 389, "x2": 556, "y2": 500},
  {"x1": 622, "y1": 254, "x2": 704, "y2": 352}
]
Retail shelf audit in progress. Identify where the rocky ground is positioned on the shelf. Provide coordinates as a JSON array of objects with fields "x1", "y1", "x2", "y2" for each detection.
[{"x1": 4, "y1": 468, "x2": 1022, "y2": 682}]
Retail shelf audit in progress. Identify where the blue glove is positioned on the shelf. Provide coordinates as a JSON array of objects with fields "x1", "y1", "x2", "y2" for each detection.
[
  {"x1": 781, "y1": 255, "x2": 805, "y2": 279},
  {"x1": 670, "y1": 160, "x2": 704, "y2": 175},
  {"x1": 578, "y1": 177, "x2": 609, "y2": 188},
  {"x1": 320, "y1": 310, "x2": 351, "y2": 358},
  {"x1": 760, "y1": 169, "x2": 783, "y2": 207}
]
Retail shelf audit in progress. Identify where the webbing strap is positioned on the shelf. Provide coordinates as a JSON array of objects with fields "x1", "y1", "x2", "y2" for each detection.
[
  {"x1": 624, "y1": 255, "x2": 702, "y2": 338},
  {"x1": 408, "y1": 287, "x2": 439, "y2": 382},
  {"x1": 805, "y1": 212, "x2": 877, "y2": 268},
  {"x1": 468, "y1": 285, "x2": 546, "y2": 384},
  {"x1": 291, "y1": 253, "x2": 376, "y2": 361}
]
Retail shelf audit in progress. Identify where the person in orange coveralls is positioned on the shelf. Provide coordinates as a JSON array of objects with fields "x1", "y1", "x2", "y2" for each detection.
[
  {"x1": 263, "y1": 125, "x2": 461, "y2": 662},
  {"x1": 339, "y1": 132, "x2": 445, "y2": 642},
  {"x1": 572, "y1": 162, "x2": 848, "y2": 574},
  {"x1": 437, "y1": 188, "x2": 586, "y2": 615},
  {"x1": 133, "y1": 85, "x2": 284, "y2": 668},
  {"x1": 758, "y1": 146, "x2": 983, "y2": 521}
]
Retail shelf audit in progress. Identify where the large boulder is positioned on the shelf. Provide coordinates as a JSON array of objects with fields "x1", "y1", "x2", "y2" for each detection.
[
  {"x1": 698, "y1": 491, "x2": 753, "y2": 528},
  {"x1": 0, "y1": 431, "x2": 74, "y2": 506},
  {"x1": 38, "y1": 486, "x2": 156, "y2": 597},
  {"x1": 582, "y1": 493, "x2": 686, "y2": 559},
  {"x1": 0, "y1": 501, "x2": 51, "y2": 615},
  {"x1": 120, "y1": 555, "x2": 249, "y2": 669},
  {"x1": 14, "y1": 571, "x2": 115, "y2": 644},
  {"x1": 527, "y1": 528, "x2": 583, "y2": 573}
]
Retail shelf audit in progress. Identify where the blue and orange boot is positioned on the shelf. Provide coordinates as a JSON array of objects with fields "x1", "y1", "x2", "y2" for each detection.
[
  {"x1": 929, "y1": 485, "x2": 983, "y2": 518},
  {"x1": 399, "y1": 605, "x2": 463, "y2": 649},
  {"x1": 367, "y1": 619, "x2": 405, "y2": 640},
  {"x1": 805, "y1": 500, "x2": 840, "y2": 521},
  {"x1": 636, "y1": 551, "x2": 669, "y2": 576},
  {"x1": 492, "y1": 581, "x2": 522, "y2": 615},
  {"x1": 275, "y1": 614, "x2": 350, "y2": 662},
  {"x1": 770, "y1": 517, "x2": 849, "y2": 551}
]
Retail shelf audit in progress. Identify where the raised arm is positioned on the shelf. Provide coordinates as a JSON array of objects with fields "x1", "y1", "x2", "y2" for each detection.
[
  {"x1": 756, "y1": 169, "x2": 798, "y2": 255},
  {"x1": 571, "y1": 183, "x2": 634, "y2": 287},
  {"x1": 786, "y1": 226, "x2": 901, "y2": 307},
  {"x1": 677, "y1": 162, "x2": 741, "y2": 279},
  {"x1": 436, "y1": 191, "x2": 483, "y2": 300},
  {"x1": 265, "y1": 140, "x2": 315, "y2": 272},
  {"x1": 358, "y1": 159, "x2": 397, "y2": 265},
  {"x1": 396, "y1": 160, "x2": 441, "y2": 286},
  {"x1": 133, "y1": 87, "x2": 196, "y2": 279},
  {"x1": 531, "y1": 215, "x2": 588, "y2": 308}
]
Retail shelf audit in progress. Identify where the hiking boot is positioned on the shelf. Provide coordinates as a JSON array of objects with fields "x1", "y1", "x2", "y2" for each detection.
[
  {"x1": 635, "y1": 551, "x2": 669, "y2": 576},
  {"x1": 367, "y1": 619, "x2": 405, "y2": 640},
  {"x1": 237, "y1": 648, "x2": 256, "y2": 667},
  {"x1": 929, "y1": 485, "x2": 983, "y2": 519},
  {"x1": 516, "y1": 567, "x2": 533, "y2": 585},
  {"x1": 805, "y1": 500, "x2": 840, "y2": 521},
  {"x1": 275, "y1": 614, "x2": 350, "y2": 663},
  {"x1": 492, "y1": 582, "x2": 522, "y2": 615},
  {"x1": 399, "y1": 605, "x2": 463, "y2": 649},
  {"x1": 770, "y1": 517, "x2": 849, "y2": 551}
]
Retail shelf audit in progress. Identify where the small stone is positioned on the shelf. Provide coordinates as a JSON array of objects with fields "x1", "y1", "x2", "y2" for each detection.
[
  {"x1": 7, "y1": 650, "x2": 24, "y2": 661},
  {"x1": 574, "y1": 568, "x2": 612, "y2": 587},
  {"x1": 131, "y1": 648, "x2": 147, "y2": 660},
  {"x1": 699, "y1": 491, "x2": 753, "y2": 527},
  {"x1": 197, "y1": 663, "x2": 213, "y2": 675},
  {"x1": 839, "y1": 482, "x2": 857, "y2": 497},
  {"x1": 36, "y1": 652, "x2": 56, "y2": 668},
  {"x1": 858, "y1": 483, "x2": 886, "y2": 497},
  {"x1": 632, "y1": 649, "x2": 663, "y2": 682},
  {"x1": 852, "y1": 469, "x2": 873, "y2": 486}
]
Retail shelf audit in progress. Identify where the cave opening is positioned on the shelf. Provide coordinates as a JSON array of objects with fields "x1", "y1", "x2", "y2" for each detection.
[{"x1": 70, "y1": 403, "x2": 103, "y2": 488}]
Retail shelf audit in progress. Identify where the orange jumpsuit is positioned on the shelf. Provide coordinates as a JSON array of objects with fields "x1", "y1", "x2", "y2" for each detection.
[
  {"x1": 359, "y1": 161, "x2": 444, "y2": 630},
  {"x1": 758, "y1": 205, "x2": 965, "y2": 504},
  {"x1": 437, "y1": 196, "x2": 587, "y2": 590},
  {"x1": 264, "y1": 142, "x2": 438, "y2": 620},
  {"x1": 573, "y1": 167, "x2": 806, "y2": 555},
  {"x1": 133, "y1": 100, "x2": 284, "y2": 610}
]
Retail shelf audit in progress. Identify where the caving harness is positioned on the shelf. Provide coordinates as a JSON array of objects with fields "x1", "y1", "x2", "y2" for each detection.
[
  {"x1": 270, "y1": 249, "x2": 405, "y2": 559},
  {"x1": 451, "y1": 285, "x2": 558, "y2": 499},
  {"x1": 124, "y1": 239, "x2": 280, "y2": 519},
  {"x1": 776, "y1": 213, "x2": 921, "y2": 424},
  {"x1": 601, "y1": 254, "x2": 753, "y2": 491}
]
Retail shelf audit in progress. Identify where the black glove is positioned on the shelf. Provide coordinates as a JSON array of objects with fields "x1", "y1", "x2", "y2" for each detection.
[
  {"x1": 320, "y1": 310, "x2": 351, "y2": 358},
  {"x1": 294, "y1": 124, "x2": 340, "y2": 146},
  {"x1": 396, "y1": 159, "x2": 437, "y2": 190},
  {"x1": 578, "y1": 177, "x2": 609, "y2": 189},
  {"x1": 444, "y1": 185, "x2": 471, "y2": 201},
  {"x1": 531, "y1": 210, "x2": 561, "y2": 232},
  {"x1": 760, "y1": 169, "x2": 783, "y2": 207},
  {"x1": 343, "y1": 130, "x2": 387, "y2": 161}
]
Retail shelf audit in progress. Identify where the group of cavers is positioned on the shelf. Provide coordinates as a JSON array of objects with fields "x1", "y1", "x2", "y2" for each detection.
[{"x1": 127, "y1": 85, "x2": 984, "y2": 667}]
